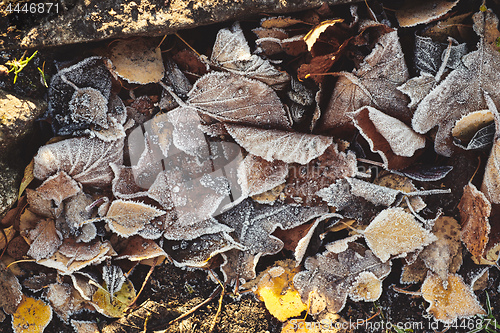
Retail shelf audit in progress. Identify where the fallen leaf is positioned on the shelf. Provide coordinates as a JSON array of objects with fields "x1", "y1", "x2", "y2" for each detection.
[
  {"x1": 69, "y1": 86, "x2": 109, "y2": 129},
  {"x1": 421, "y1": 273, "x2": 486, "y2": 323},
  {"x1": 218, "y1": 199, "x2": 327, "y2": 283},
  {"x1": 109, "y1": 38, "x2": 164, "y2": 84},
  {"x1": 225, "y1": 124, "x2": 333, "y2": 164},
  {"x1": 396, "y1": 0, "x2": 460, "y2": 27},
  {"x1": 26, "y1": 218, "x2": 63, "y2": 261},
  {"x1": 116, "y1": 236, "x2": 168, "y2": 264},
  {"x1": 46, "y1": 282, "x2": 93, "y2": 323},
  {"x1": 363, "y1": 207, "x2": 437, "y2": 262},
  {"x1": 303, "y1": 19, "x2": 344, "y2": 51},
  {"x1": 459, "y1": 182, "x2": 491, "y2": 259},
  {"x1": 0, "y1": 262, "x2": 22, "y2": 315},
  {"x1": 35, "y1": 171, "x2": 81, "y2": 206},
  {"x1": 452, "y1": 110, "x2": 494, "y2": 143},
  {"x1": 26, "y1": 188, "x2": 62, "y2": 218},
  {"x1": 320, "y1": 30, "x2": 411, "y2": 131},
  {"x1": 348, "y1": 271, "x2": 383, "y2": 302},
  {"x1": 71, "y1": 320, "x2": 99, "y2": 333},
  {"x1": 211, "y1": 22, "x2": 290, "y2": 88},
  {"x1": 481, "y1": 93, "x2": 500, "y2": 204},
  {"x1": 293, "y1": 243, "x2": 391, "y2": 315},
  {"x1": 18, "y1": 159, "x2": 34, "y2": 199},
  {"x1": 261, "y1": 16, "x2": 304, "y2": 29},
  {"x1": 412, "y1": 9, "x2": 500, "y2": 156},
  {"x1": 92, "y1": 278, "x2": 136, "y2": 318},
  {"x1": 103, "y1": 265, "x2": 126, "y2": 301},
  {"x1": 11, "y1": 295, "x2": 52, "y2": 333},
  {"x1": 33, "y1": 136, "x2": 124, "y2": 187},
  {"x1": 237, "y1": 154, "x2": 288, "y2": 198}
]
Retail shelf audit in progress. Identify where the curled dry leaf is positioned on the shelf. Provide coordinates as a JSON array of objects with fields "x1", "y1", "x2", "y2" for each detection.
[
  {"x1": 211, "y1": 22, "x2": 290, "y2": 88},
  {"x1": 363, "y1": 207, "x2": 437, "y2": 262},
  {"x1": 303, "y1": 19, "x2": 344, "y2": 51},
  {"x1": 348, "y1": 271, "x2": 383, "y2": 302},
  {"x1": 33, "y1": 136, "x2": 124, "y2": 187},
  {"x1": 396, "y1": 0, "x2": 460, "y2": 28},
  {"x1": 46, "y1": 283, "x2": 93, "y2": 323},
  {"x1": 452, "y1": 110, "x2": 494, "y2": 144},
  {"x1": 26, "y1": 218, "x2": 63, "y2": 261},
  {"x1": 413, "y1": 9, "x2": 500, "y2": 156},
  {"x1": 237, "y1": 154, "x2": 288, "y2": 198},
  {"x1": 11, "y1": 295, "x2": 52, "y2": 333},
  {"x1": 26, "y1": 188, "x2": 62, "y2": 218},
  {"x1": 320, "y1": 30, "x2": 411, "y2": 131},
  {"x1": 481, "y1": 93, "x2": 500, "y2": 204},
  {"x1": 459, "y1": 182, "x2": 491, "y2": 259},
  {"x1": 35, "y1": 171, "x2": 81, "y2": 206},
  {"x1": 0, "y1": 263, "x2": 22, "y2": 315},
  {"x1": 116, "y1": 236, "x2": 168, "y2": 264},
  {"x1": 293, "y1": 244, "x2": 391, "y2": 315},
  {"x1": 353, "y1": 106, "x2": 425, "y2": 169},
  {"x1": 421, "y1": 273, "x2": 486, "y2": 323},
  {"x1": 71, "y1": 320, "x2": 99, "y2": 333},
  {"x1": 109, "y1": 38, "x2": 164, "y2": 84},
  {"x1": 225, "y1": 124, "x2": 333, "y2": 164}
]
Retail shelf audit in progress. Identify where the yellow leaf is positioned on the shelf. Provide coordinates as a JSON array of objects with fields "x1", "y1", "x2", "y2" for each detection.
[
  {"x1": 18, "y1": 159, "x2": 34, "y2": 200},
  {"x1": 92, "y1": 278, "x2": 136, "y2": 318},
  {"x1": 12, "y1": 295, "x2": 52, "y2": 333}
]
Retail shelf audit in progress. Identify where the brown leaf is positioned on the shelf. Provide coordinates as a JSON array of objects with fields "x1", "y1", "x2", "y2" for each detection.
[
  {"x1": 397, "y1": 72, "x2": 436, "y2": 109},
  {"x1": 116, "y1": 236, "x2": 167, "y2": 264},
  {"x1": 261, "y1": 16, "x2": 304, "y2": 29},
  {"x1": 35, "y1": 171, "x2": 81, "y2": 206},
  {"x1": 412, "y1": 9, "x2": 500, "y2": 156},
  {"x1": 237, "y1": 154, "x2": 288, "y2": 198},
  {"x1": 33, "y1": 136, "x2": 124, "y2": 187},
  {"x1": 481, "y1": 93, "x2": 500, "y2": 204},
  {"x1": 395, "y1": 0, "x2": 460, "y2": 28},
  {"x1": 421, "y1": 273, "x2": 486, "y2": 323},
  {"x1": 46, "y1": 282, "x2": 93, "y2": 323},
  {"x1": 0, "y1": 262, "x2": 22, "y2": 315},
  {"x1": 320, "y1": 30, "x2": 411, "y2": 131},
  {"x1": 110, "y1": 164, "x2": 148, "y2": 200},
  {"x1": 459, "y1": 182, "x2": 491, "y2": 259},
  {"x1": 225, "y1": 124, "x2": 333, "y2": 164},
  {"x1": 26, "y1": 188, "x2": 63, "y2": 218},
  {"x1": 26, "y1": 218, "x2": 63, "y2": 261}
]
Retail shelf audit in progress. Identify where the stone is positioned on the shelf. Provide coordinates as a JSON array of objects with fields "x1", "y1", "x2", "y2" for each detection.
[
  {"x1": 0, "y1": 0, "x2": 360, "y2": 50},
  {"x1": 0, "y1": 159, "x2": 22, "y2": 218}
]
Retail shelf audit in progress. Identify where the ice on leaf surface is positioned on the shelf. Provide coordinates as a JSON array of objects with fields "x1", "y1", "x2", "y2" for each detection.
[
  {"x1": 211, "y1": 22, "x2": 290, "y2": 88},
  {"x1": 46, "y1": 282, "x2": 92, "y2": 323},
  {"x1": 103, "y1": 265, "x2": 126, "y2": 301},
  {"x1": 481, "y1": 92, "x2": 500, "y2": 204},
  {"x1": 111, "y1": 164, "x2": 148, "y2": 200},
  {"x1": 363, "y1": 207, "x2": 437, "y2": 262},
  {"x1": 225, "y1": 124, "x2": 333, "y2": 164},
  {"x1": 218, "y1": 199, "x2": 327, "y2": 283},
  {"x1": 0, "y1": 263, "x2": 22, "y2": 315},
  {"x1": 167, "y1": 106, "x2": 210, "y2": 158},
  {"x1": 348, "y1": 271, "x2": 383, "y2": 302},
  {"x1": 116, "y1": 236, "x2": 168, "y2": 264},
  {"x1": 293, "y1": 244, "x2": 391, "y2": 315},
  {"x1": 421, "y1": 273, "x2": 486, "y2": 323},
  {"x1": 33, "y1": 136, "x2": 124, "y2": 187},
  {"x1": 237, "y1": 154, "x2": 288, "y2": 199},
  {"x1": 69, "y1": 87, "x2": 109, "y2": 129},
  {"x1": 26, "y1": 218, "x2": 63, "y2": 261},
  {"x1": 35, "y1": 171, "x2": 81, "y2": 206},
  {"x1": 92, "y1": 278, "x2": 136, "y2": 318}
]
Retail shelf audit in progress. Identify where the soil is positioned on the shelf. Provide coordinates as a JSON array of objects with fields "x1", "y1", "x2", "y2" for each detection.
[{"x1": 1, "y1": 2, "x2": 500, "y2": 333}]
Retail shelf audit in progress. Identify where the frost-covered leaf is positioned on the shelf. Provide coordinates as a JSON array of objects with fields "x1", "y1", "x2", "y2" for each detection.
[
  {"x1": 46, "y1": 282, "x2": 93, "y2": 323},
  {"x1": 0, "y1": 263, "x2": 22, "y2": 315},
  {"x1": 130, "y1": 133, "x2": 164, "y2": 189},
  {"x1": 69, "y1": 87, "x2": 109, "y2": 129},
  {"x1": 26, "y1": 218, "x2": 63, "y2": 261},
  {"x1": 293, "y1": 244, "x2": 391, "y2": 315},
  {"x1": 187, "y1": 72, "x2": 291, "y2": 130},
  {"x1": 481, "y1": 93, "x2": 500, "y2": 204},
  {"x1": 419, "y1": 217, "x2": 462, "y2": 284},
  {"x1": 452, "y1": 109, "x2": 494, "y2": 143},
  {"x1": 412, "y1": 9, "x2": 500, "y2": 156},
  {"x1": 36, "y1": 171, "x2": 81, "y2": 206},
  {"x1": 109, "y1": 38, "x2": 164, "y2": 84},
  {"x1": 321, "y1": 30, "x2": 411, "y2": 130},
  {"x1": 459, "y1": 183, "x2": 491, "y2": 259},
  {"x1": 261, "y1": 16, "x2": 304, "y2": 29},
  {"x1": 421, "y1": 273, "x2": 486, "y2": 323},
  {"x1": 456, "y1": 123, "x2": 495, "y2": 151},
  {"x1": 101, "y1": 200, "x2": 166, "y2": 238},
  {"x1": 116, "y1": 236, "x2": 167, "y2": 264},
  {"x1": 396, "y1": 0, "x2": 460, "y2": 27},
  {"x1": 397, "y1": 73, "x2": 436, "y2": 109},
  {"x1": 284, "y1": 145, "x2": 357, "y2": 205},
  {"x1": 348, "y1": 271, "x2": 383, "y2": 302},
  {"x1": 394, "y1": 165, "x2": 453, "y2": 182},
  {"x1": 225, "y1": 124, "x2": 332, "y2": 165},
  {"x1": 218, "y1": 199, "x2": 327, "y2": 283},
  {"x1": 47, "y1": 57, "x2": 113, "y2": 136},
  {"x1": 237, "y1": 154, "x2": 288, "y2": 198},
  {"x1": 11, "y1": 295, "x2": 52, "y2": 333},
  {"x1": 103, "y1": 265, "x2": 126, "y2": 301},
  {"x1": 167, "y1": 106, "x2": 209, "y2": 158},
  {"x1": 26, "y1": 188, "x2": 63, "y2": 218},
  {"x1": 363, "y1": 207, "x2": 437, "y2": 262},
  {"x1": 92, "y1": 278, "x2": 136, "y2": 318},
  {"x1": 111, "y1": 164, "x2": 148, "y2": 200},
  {"x1": 71, "y1": 320, "x2": 99, "y2": 333},
  {"x1": 63, "y1": 192, "x2": 94, "y2": 235},
  {"x1": 211, "y1": 22, "x2": 290, "y2": 88},
  {"x1": 352, "y1": 106, "x2": 425, "y2": 169},
  {"x1": 33, "y1": 137, "x2": 124, "y2": 187}
]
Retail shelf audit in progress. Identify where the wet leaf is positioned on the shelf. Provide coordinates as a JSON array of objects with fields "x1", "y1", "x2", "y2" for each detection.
[
  {"x1": 293, "y1": 244, "x2": 391, "y2": 315},
  {"x1": 218, "y1": 199, "x2": 327, "y2": 283},
  {"x1": 363, "y1": 207, "x2": 437, "y2": 262},
  {"x1": 225, "y1": 124, "x2": 333, "y2": 164},
  {"x1": 396, "y1": 0, "x2": 460, "y2": 28},
  {"x1": 33, "y1": 137, "x2": 124, "y2": 187},
  {"x1": 92, "y1": 278, "x2": 136, "y2": 318},
  {"x1": 321, "y1": 30, "x2": 411, "y2": 131},
  {"x1": 26, "y1": 218, "x2": 63, "y2": 261},
  {"x1": 421, "y1": 273, "x2": 486, "y2": 323},
  {"x1": 211, "y1": 22, "x2": 290, "y2": 88},
  {"x1": 412, "y1": 9, "x2": 500, "y2": 156},
  {"x1": 459, "y1": 183, "x2": 491, "y2": 259},
  {"x1": 0, "y1": 262, "x2": 22, "y2": 315},
  {"x1": 11, "y1": 295, "x2": 52, "y2": 333}
]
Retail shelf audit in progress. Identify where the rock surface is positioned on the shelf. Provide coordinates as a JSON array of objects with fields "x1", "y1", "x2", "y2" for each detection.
[
  {"x1": 0, "y1": 0, "x2": 359, "y2": 50},
  {"x1": 0, "y1": 159, "x2": 22, "y2": 218}
]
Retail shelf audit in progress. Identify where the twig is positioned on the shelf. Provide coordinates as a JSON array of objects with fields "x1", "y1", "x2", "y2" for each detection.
[
  {"x1": 168, "y1": 285, "x2": 223, "y2": 325},
  {"x1": 126, "y1": 257, "x2": 159, "y2": 312},
  {"x1": 209, "y1": 270, "x2": 225, "y2": 333}
]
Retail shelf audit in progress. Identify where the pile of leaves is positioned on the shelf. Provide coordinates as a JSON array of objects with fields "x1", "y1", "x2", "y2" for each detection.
[{"x1": 1, "y1": 0, "x2": 500, "y2": 332}]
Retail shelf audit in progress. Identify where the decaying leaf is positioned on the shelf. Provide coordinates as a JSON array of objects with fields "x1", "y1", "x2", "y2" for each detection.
[
  {"x1": 11, "y1": 295, "x2": 52, "y2": 333},
  {"x1": 225, "y1": 124, "x2": 333, "y2": 164},
  {"x1": 261, "y1": 16, "x2": 304, "y2": 29},
  {"x1": 396, "y1": 0, "x2": 460, "y2": 27},
  {"x1": 109, "y1": 38, "x2": 164, "y2": 84},
  {"x1": 237, "y1": 154, "x2": 288, "y2": 198},
  {"x1": 459, "y1": 182, "x2": 491, "y2": 259},
  {"x1": 363, "y1": 207, "x2": 437, "y2": 262},
  {"x1": 419, "y1": 216, "x2": 462, "y2": 284},
  {"x1": 92, "y1": 278, "x2": 136, "y2": 318},
  {"x1": 0, "y1": 263, "x2": 22, "y2": 315},
  {"x1": 26, "y1": 188, "x2": 62, "y2": 218},
  {"x1": 481, "y1": 93, "x2": 500, "y2": 204},
  {"x1": 303, "y1": 19, "x2": 344, "y2": 51},
  {"x1": 452, "y1": 110, "x2": 494, "y2": 143},
  {"x1": 352, "y1": 106, "x2": 425, "y2": 169},
  {"x1": 35, "y1": 171, "x2": 81, "y2": 206},
  {"x1": 46, "y1": 282, "x2": 93, "y2": 323},
  {"x1": 421, "y1": 273, "x2": 486, "y2": 323},
  {"x1": 412, "y1": 9, "x2": 500, "y2": 156},
  {"x1": 218, "y1": 199, "x2": 327, "y2": 283},
  {"x1": 253, "y1": 260, "x2": 307, "y2": 322},
  {"x1": 26, "y1": 218, "x2": 63, "y2": 261},
  {"x1": 33, "y1": 136, "x2": 124, "y2": 187},
  {"x1": 321, "y1": 30, "x2": 411, "y2": 131},
  {"x1": 348, "y1": 271, "x2": 383, "y2": 302},
  {"x1": 71, "y1": 320, "x2": 99, "y2": 333},
  {"x1": 293, "y1": 244, "x2": 391, "y2": 315},
  {"x1": 211, "y1": 22, "x2": 290, "y2": 88}
]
